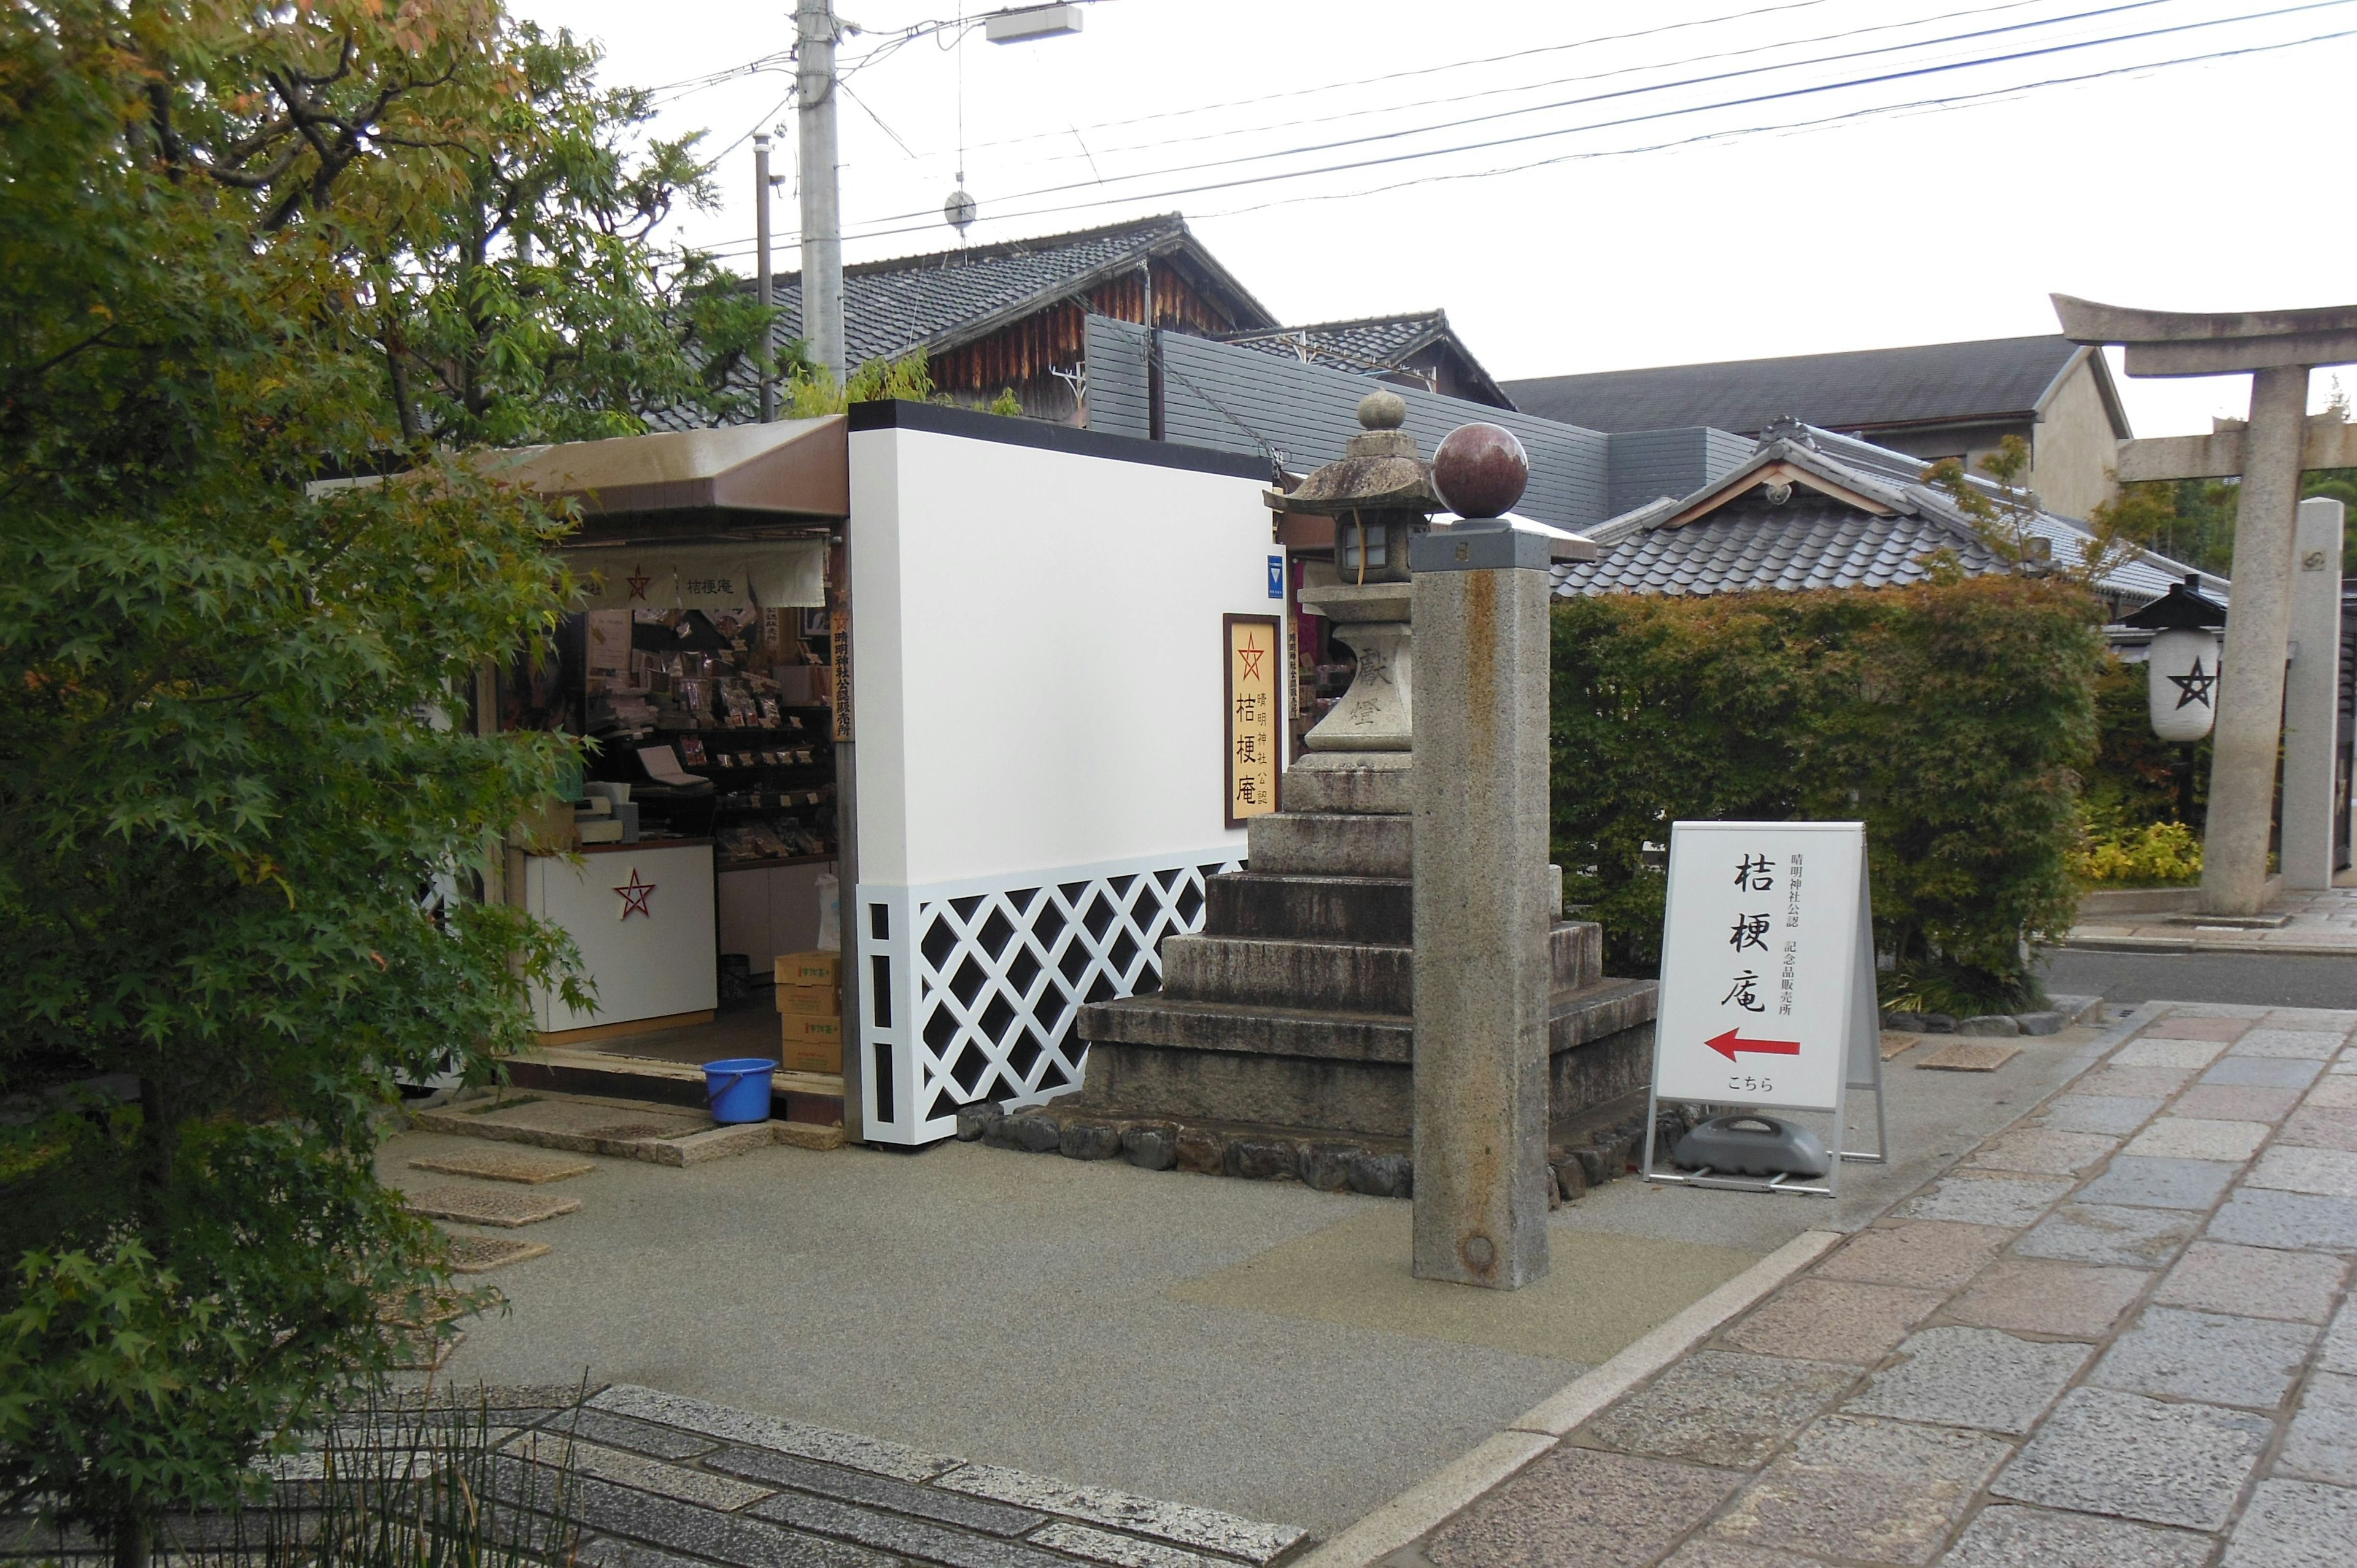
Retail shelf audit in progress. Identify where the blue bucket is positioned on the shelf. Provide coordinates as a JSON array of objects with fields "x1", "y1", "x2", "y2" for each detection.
[{"x1": 703, "y1": 1058, "x2": 776, "y2": 1124}]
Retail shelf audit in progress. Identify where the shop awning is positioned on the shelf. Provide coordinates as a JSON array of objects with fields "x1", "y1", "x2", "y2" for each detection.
[{"x1": 488, "y1": 416, "x2": 849, "y2": 530}]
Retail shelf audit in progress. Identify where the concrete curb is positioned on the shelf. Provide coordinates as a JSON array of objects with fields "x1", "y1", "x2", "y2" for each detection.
[
  {"x1": 1291, "y1": 1227, "x2": 1840, "y2": 1568},
  {"x1": 2059, "y1": 933, "x2": 2357, "y2": 957}
]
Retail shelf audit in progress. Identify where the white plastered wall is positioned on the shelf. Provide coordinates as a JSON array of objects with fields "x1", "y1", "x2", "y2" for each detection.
[{"x1": 848, "y1": 425, "x2": 1275, "y2": 1142}]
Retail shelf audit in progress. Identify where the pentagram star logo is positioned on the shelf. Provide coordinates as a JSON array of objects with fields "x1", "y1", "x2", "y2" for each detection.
[
  {"x1": 2167, "y1": 657, "x2": 2218, "y2": 711},
  {"x1": 1238, "y1": 635, "x2": 1266, "y2": 681},
  {"x1": 624, "y1": 568, "x2": 652, "y2": 602},
  {"x1": 614, "y1": 867, "x2": 657, "y2": 919}
]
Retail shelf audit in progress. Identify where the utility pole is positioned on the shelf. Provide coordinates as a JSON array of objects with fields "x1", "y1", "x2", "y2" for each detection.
[
  {"x1": 797, "y1": 0, "x2": 845, "y2": 387},
  {"x1": 754, "y1": 133, "x2": 776, "y2": 423}
]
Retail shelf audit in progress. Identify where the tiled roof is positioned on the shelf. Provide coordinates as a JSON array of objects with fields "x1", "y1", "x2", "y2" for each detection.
[
  {"x1": 1504, "y1": 334, "x2": 2095, "y2": 436},
  {"x1": 1556, "y1": 425, "x2": 2218, "y2": 608},
  {"x1": 659, "y1": 214, "x2": 1277, "y2": 428},
  {"x1": 1218, "y1": 311, "x2": 1511, "y2": 406}
]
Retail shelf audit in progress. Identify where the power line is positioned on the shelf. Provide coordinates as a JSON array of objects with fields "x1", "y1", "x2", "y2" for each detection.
[
  {"x1": 840, "y1": 0, "x2": 2213, "y2": 227},
  {"x1": 687, "y1": 4, "x2": 2348, "y2": 261}
]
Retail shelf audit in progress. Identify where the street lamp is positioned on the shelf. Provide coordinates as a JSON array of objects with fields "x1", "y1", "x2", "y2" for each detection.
[{"x1": 2124, "y1": 574, "x2": 2228, "y2": 744}]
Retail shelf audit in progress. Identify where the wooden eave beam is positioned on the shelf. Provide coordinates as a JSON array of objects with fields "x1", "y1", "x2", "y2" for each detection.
[{"x1": 1660, "y1": 459, "x2": 1900, "y2": 528}]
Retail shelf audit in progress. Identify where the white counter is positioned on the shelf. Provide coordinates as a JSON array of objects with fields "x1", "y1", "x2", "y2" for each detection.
[{"x1": 524, "y1": 840, "x2": 718, "y2": 1037}]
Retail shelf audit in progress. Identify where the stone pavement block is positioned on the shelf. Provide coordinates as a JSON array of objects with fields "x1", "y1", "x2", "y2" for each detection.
[
  {"x1": 931, "y1": 1465, "x2": 1306, "y2": 1563},
  {"x1": 1943, "y1": 1505, "x2": 2215, "y2": 1568},
  {"x1": 708, "y1": 1446, "x2": 1047, "y2": 1536},
  {"x1": 2017, "y1": 1203, "x2": 2201, "y2": 1267},
  {"x1": 2091, "y1": 1307, "x2": 2318, "y2": 1410},
  {"x1": 2250, "y1": 1145, "x2": 2357, "y2": 1197},
  {"x1": 2231, "y1": 1029, "x2": 2347, "y2": 1060},
  {"x1": 2143, "y1": 1016, "x2": 2252, "y2": 1041},
  {"x1": 1814, "y1": 1221, "x2": 2011, "y2": 1290},
  {"x1": 2076, "y1": 1156, "x2": 2241, "y2": 1211},
  {"x1": 2277, "y1": 1370, "x2": 2357, "y2": 1486},
  {"x1": 1719, "y1": 1279, "x2": 1944, "y2": 1365},
  {"x1": 1420, "y1": 1445, "x2": 1740, "y2": 1568},
  {"x1": 2309, "y1": 1076, "x2": 2357, "y2": 1108},
  {"x1": 443, "y1": 1233, "x2": 551, "y2": 1273},
  {"x1": 1707, "y1": 1415, "x2": 2008, "y2": 1565},
  {"x1": 1577, "y1": 1351, "x2": 1856, "y2": 1470},
  {"x1": 1962, "y1": 1128, "x2": 2119, "y2": 1176},
  {"x1": 2204, "y1": 1057, "x2": 2326, "y2": 1091},
  {"x1": 748, "y1": 1490, "x2": 1080, "y2": 1568},
  {"x1": 2280, "y1": 1105, "x2": 2357, "y2": 1151},
  {"x1": 2077, "y1": 1065, "x2": 2198, "y2": 1099},
  {"x1": 1840, "y1": 1326, "x2": 2089, "y2": 1433},
  {"x1": 410, "y1": 1148, "x2": 596, "y2": 1184},
  {"x1": 1991, "y1": 1386, "x2": 2271, "y2": 1529},
  {"x1": 537, "y1": 1470, "x2": 891, "y2": 1568},
  {"x1": 2153, "y1": 1242, "x2": 2349, "y2": 1323},
  {"x1": 2208, "y1": 1189, "x2": 2357, "y2": 1253},
  {"x1": 1916, "y1": 1040, "x2": 2021, "y2": 1072},
  {"x1": 2325, "y1": 1299, "x2": 2357, "y2": 1375},
  {"x1": 1895, "y1": 1174, "x2": 2075, "y2": 1227},
  {"x1": 2124, "y1": 1118, "x2": 2270, "y2": 1162},
  {"x1": 537, "y1": 1440, "x2": 773, "y2": 1511},
  {"x1": 575, "y1": 1537, "x2": 716, "y2": 1568},
  {"x1": 586, "y1": 1385, "x2": 960, "y2": 1483},
  {"x1": 1944, "y1": 1259, "x2": 2151, "y2": 1337},
  {"x1": 403, "y1": 1183, "x2": 581, "y2": 1229},
  {"x1": 2115, "y1": 1038, "x2": 2229, "y2": 1069},
  {"x1": 1029, "y1": 1523, "x2": 1236, "y2": 1568},
  {"x1": 2042, "y1": 1094, "x2": 2166, "y2": 1135},
  {"x1": 1657, "y1": 1543, "x2": 1837, "y2": 1568},
  {"x1": 2260, "y1": 1009, "x2": 2357, "y2": 1031},
  {"x1": 540, "y1": 1408, "x2": 722, "y2": 1461},
  {"x1": 2176, "y1": 1084, "x2": 2305, "y2": 1122},
  {"x1": 2221, "y1": 1478, "x2": 2357, "y2": 1568}
]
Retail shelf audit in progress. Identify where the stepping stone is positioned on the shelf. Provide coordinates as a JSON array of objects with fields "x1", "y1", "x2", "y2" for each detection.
[
  {"x1": 1918, "y1": 1040, "x2": 2022, "y2": 1072},
  {"x1": 410, "y1": 1149, "x2": 595, "y2": 1185},
  {"x1": 404, "y1": 1183, "x2": 581, "y2": 1229},
  {"x1": 444, "y1": 1233, "x2": 553, "y2": 1274}
]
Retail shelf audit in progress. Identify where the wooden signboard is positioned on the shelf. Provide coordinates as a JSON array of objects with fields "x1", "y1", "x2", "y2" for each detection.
[
  {"x1": 1225, "y1": 614, "x2": 1281, "y2": 827},
  {"x1": 1643, "y1": 820, "x2": 1886, "y2": 1196}
]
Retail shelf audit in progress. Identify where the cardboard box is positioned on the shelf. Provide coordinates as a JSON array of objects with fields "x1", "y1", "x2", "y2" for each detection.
[
  {"x1": 775, "y1": 949, "x2": 841, "y2": 987},
  {"x1": 781, "y1": 1014, "x2": 842, "y2": 1075},
  {"x1": 775, "y1": 981, "x2": 839, "y2": 1019}
]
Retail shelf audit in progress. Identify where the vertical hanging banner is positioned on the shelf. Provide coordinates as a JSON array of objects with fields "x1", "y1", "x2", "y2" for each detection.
[
  {"x1": 1646, "y1": 820, "x2": 1885, "y2": 1193},
  {"x1": 1225, "y1": 614, "x2": 1281, "y2": 827}
]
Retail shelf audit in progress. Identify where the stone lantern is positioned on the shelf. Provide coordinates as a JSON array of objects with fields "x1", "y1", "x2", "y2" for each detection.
[{"x1": 1264, "y1": 389, "x2": 1439, "y2": 807}]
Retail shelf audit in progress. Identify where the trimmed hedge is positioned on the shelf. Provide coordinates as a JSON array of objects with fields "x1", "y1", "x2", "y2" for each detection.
[{"x1": 1550, "y1": 576, "x2": 2106, "y2": 1002}]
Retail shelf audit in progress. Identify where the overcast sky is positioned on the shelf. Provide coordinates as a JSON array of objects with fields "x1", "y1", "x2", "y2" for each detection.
[{"x1": 510, "y1": 0, "x2": 2357, "y2": 437}]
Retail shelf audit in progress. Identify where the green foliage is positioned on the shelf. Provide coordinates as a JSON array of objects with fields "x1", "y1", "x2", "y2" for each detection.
[
  {"x1": 1551, "y1": 577, "x2": 2105, "y2": 1009},
  {"x1": 2085, "y1": 656, "x2": 2208, "y2": 828},
  {"x1": 2096, "y1": 468, "x2": 2357, "y2": 577},
  {"x1": 0, "y1": 1, "x2": 620, "y2": 1553},
  {"x1": 1924, "y1": 434, "x2": 2133, "y2": 584},
  {"x1": 784, "y1": 350, "x2": 942, "y2": 417},
  {"x1": 2072, "y1": 817, "x2": 2202, "y2": 887}
]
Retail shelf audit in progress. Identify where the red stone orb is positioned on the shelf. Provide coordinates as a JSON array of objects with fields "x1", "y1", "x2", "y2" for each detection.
[{"x1": 1433, "y1": 423, "x2": 1530, "y2": 519}]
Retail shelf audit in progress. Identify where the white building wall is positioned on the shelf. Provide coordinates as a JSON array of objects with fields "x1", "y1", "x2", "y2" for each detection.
[{"x1": 846, "y1": 422, "x2": 1274, "y2": 1142}]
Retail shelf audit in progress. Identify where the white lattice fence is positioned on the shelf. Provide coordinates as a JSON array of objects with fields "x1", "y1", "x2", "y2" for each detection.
[{"x1": 856, "y1": 851, "x2": 1239, "y2": 1145}]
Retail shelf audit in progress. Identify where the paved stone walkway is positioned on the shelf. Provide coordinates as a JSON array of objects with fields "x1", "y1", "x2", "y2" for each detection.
[
  {"x1": 1381, "y1": 1001, "x2": 2357, "y2": 1567},
  {"x1": 2070, "y1": 887, "x2": 2357, "y2": 956}
]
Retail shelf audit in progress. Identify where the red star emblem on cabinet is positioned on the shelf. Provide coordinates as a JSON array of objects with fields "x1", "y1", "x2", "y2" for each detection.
[{"x1": 613, "y1": 867, "x2": 657, "y2": 920}]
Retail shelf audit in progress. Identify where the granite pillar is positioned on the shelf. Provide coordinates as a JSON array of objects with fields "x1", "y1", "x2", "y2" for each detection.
[
  {"x1": 1408, "y1": 512, "x2": 1554, "y2": 1290},
  {"x1": 2282, "y1": 495, "x2": 2347, "y2": 889}
]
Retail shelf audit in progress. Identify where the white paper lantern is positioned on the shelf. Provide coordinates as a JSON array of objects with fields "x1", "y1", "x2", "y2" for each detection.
[{"x1": 2147, "y1": 627, "x2": 2221, "y2": 742}]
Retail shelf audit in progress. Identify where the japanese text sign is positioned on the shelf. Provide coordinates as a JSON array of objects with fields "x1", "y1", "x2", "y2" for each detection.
[
  {"x1": 1652, "y1": 821, "x2": 1870, "y2": 1114},
  {"x1": 1225, "y1": 614, "x2": 1281, "y2": 827}
]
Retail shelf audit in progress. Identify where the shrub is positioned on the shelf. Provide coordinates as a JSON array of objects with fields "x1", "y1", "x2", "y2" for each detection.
[
  {"x1": 1551, "y1": 576, "x2": 2105, "y2": 1010},
  {"x1": 2073, "y1": 817, "x2": 2203, "y2": 886}
]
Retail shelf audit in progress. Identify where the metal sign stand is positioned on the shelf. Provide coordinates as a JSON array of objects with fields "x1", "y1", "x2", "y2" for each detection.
[{"x1": 1640, "y1": 828, "x2": 1886, "y2": 1200}]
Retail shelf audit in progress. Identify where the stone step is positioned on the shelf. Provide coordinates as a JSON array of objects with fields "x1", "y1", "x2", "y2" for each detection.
[
  {"x1": 1159, "y1": 921, "x2": 1603, "y2": 1011},
  {"x1": 1082, "y1": 975, "x2": 1657, "y2": 1063},
  {"x1": 1204, "y1": 871, "x2": 1412, "y2": 944},
  {"x1": 1159, "y1": 932, "x2": 1414, "y2": 1013},
  {"x1": 1246, "y1": 811, "x2": 1410, "y2": 878}
]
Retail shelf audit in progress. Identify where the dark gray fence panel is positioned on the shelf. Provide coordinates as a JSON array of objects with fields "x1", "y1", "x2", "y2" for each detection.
[{"x1": 1082, "y1": 315, "x2": 1153, "y2": 441}]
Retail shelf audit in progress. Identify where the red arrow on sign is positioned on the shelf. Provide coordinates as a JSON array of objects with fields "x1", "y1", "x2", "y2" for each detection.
[{"x1": 1706, "y1": 1028, "x2": 1802, "y2": 1062}]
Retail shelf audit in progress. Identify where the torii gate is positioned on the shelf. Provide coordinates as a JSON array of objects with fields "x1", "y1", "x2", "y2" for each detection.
[{"x1": 2054, "y1": 296, "x2": 2357, "y2": 916}]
